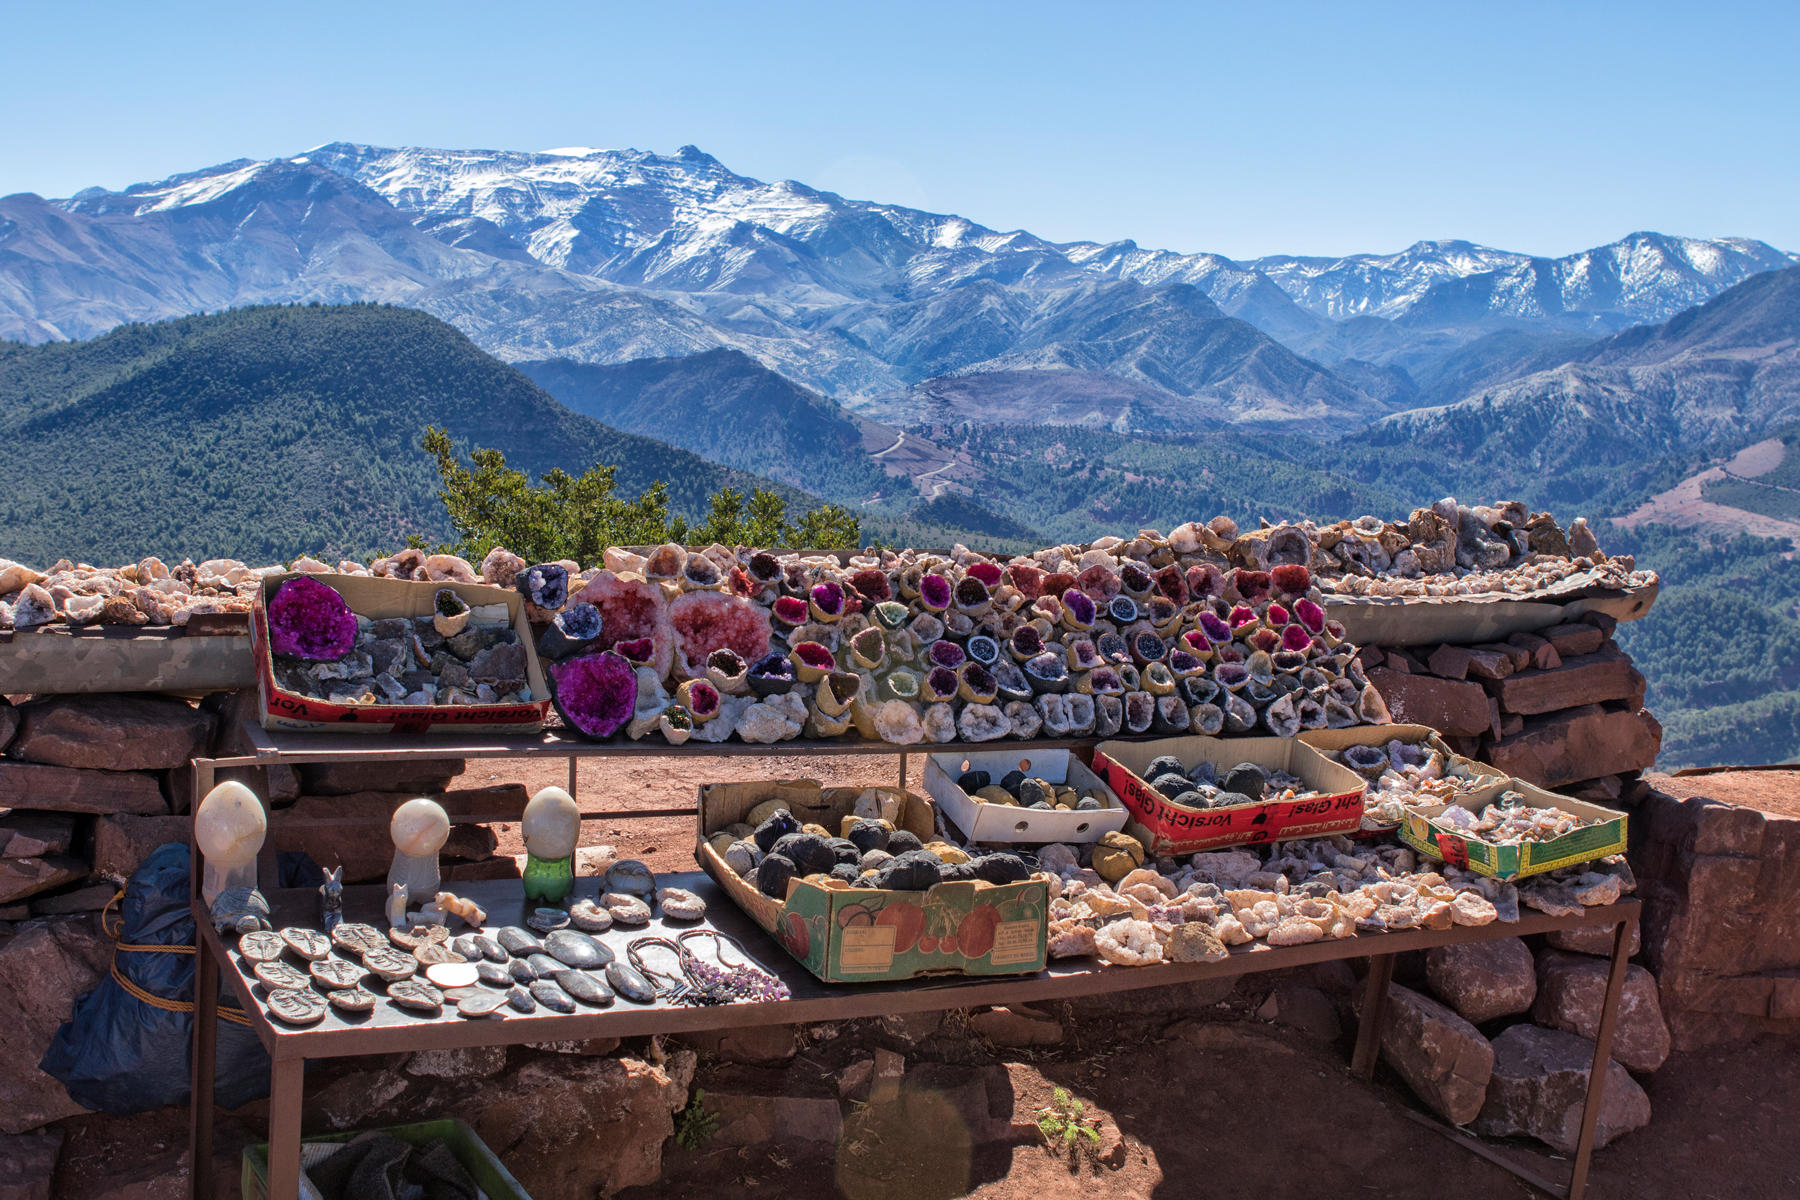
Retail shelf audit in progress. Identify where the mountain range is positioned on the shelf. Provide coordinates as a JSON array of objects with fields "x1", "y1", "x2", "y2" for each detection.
[{"x1": 4, "y1": 142, "x2": 1793, "y2": 438}]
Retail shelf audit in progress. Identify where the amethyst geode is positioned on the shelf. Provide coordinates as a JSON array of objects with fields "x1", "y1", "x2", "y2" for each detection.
[
  {"x1": 550, "y1": 651, "x2": 636, "y2": 740},
  {"x1": 267, "y1": 577, "x2": 357, "y2": 661}
]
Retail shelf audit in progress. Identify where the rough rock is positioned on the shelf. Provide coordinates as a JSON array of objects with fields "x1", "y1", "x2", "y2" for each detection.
[
  {"x1": 1462, "y1": 646, "x2": 1517, "y2": 680},
  {"x1": 1546, "y1": 921, "x2": 1641, "y2": 958},
  {"x1": 295, "y1": 759, "x2": 464, "y2": 796},
  {"x1": 878, "y1": 1010, "x2": 944, "y2": 1044},
  {"x1": 0, "y1": 858, "x2": 87, "y2": 906},
  {"x1": 0, "y1": 763, "x2": 166, "y2": 816},
  {"x1": 677, "y1": 1023, "x2": 798, "y2": 1063},
  {"x1": 92, "y1": 815, "x2": 191, "y2": 879},
  {"x1": 1067, "y1": 976, "x2": 1238, "y2": 1020},
  {"x1": 523, "y1": 1038, "x2": 621, "y2": 1057},
  {"x1": 0, "y1": 917, "x2": 111, "y2": 1133},
  {"x1": 8, "y1": 695, "x2": 212, "y2": 771},
  {"x1": 1507, "y1": 631, "x2": 1562, "y2": 670},
  {"x1": 30, "y1": 885, "x2": 118, "y2": 915},
  {"x1": 1366, "y1": 669, "x2": 1492, "y2": 737},
  {"x1": 404, "y1": 1046, "x2": 508, "y2": 1079},
  {"x1": 268, "y1": 787, "x2": 517, "y2": 882},
  {"x1": 1263, "y1": 983, "x2": 1341, "y2": 1041},
  {"x1": 969, "y1": 1005, "x2": 1064, "y2": 1046},
  {"x1": 1487, "y1": 644, "x2": 1644, "y2": 715},
  {"x1": 1375, "y1": 983, "x2": 1493, "y2": 1125},
  {"x1": 0, "y1": 1129, "x2": 62, "y2": 1200},
  {"x1": 1543, "y1": 623, "x2": 1606, "y2": 657},
  {"x1": 1485, "y1": 706, "x2": 1663, "y2": 789},
  {"x1": 1474, "y1": 1024, "x2": 1651, "y2": 1153},
  {"x1": 705, "y1": 1092, "x2": 843, "y2": 1146},
  {"x1": 0, "y1": 704, "x2": 19, "y2": 757},
  {"x1": 887, "y1": 1062, "x2": 1015, "y2": 1145},
  {"x1": 0, "y1": 816, "x2": 76, "y2": 861},
  {"x1": 469, "y1": 1052, "x2": 695, "y2": 1200},
  {"x1": 1532, "y1": 950, "x2": 1671, "y2": 1072},
  {"x1": 1424, "y1": 937, "x2": 1536, "y2": 1025}
]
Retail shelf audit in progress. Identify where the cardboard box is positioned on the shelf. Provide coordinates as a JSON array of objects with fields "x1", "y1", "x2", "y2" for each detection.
[
  {"x1": 696, "y1": 779, "x2": 1049, "y2": 983},
  {"x1": 251, "y1": 573, "x2": 550, "y2": 734},
  {"x1": 1400, "y1": 778, "x2": 1628, "y2": 881},
  {"x1": 923, "y1": 748, "x2": 1128, "y2": 844},
  {"x1": 1091, "y1": 735, "x2": 1366, "y2": 855},
  {"x1": 1300, "y1": 724, "x2": 1506, "y2": 833}
]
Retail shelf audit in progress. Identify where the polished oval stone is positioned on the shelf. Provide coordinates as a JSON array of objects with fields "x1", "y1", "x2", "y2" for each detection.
[
  {"x1": 237, "y1": 931, "x2": 287, "y2": 963},
  {"x1": 386, "y1": 979, "x2": 444, "y2": 1012},
  {"x1": 544, "y1": 929, "x2": 612, "y2": 969},
  {"x1": 605, "y1": 961, "x2": 657, "y2": 1004},
  {"x1": 254, "y1": 961, "x2": 310, "y2": 992},
  {"x1": 326, "y1": 986, "x2": 376, "y2": 1014},
  {"x1": 554, "y1": 970, "x2": 614, "y2": 1008},
  {"x1": 309, "y1": 958, "x2": 366, "y2": 991},
  {"x1": 472, "y1": 935, "x2": 508, "y2": 964},
  {"x1": 525, "y1": 953, "x2": 564, "y2": 980},
  {"x1": 529, "y1": 980, "x2": 576, "y2": 1014},
  {"x1": 267, "y1": 988, "x2": 327, "y2": 1025},
  {"x1": 496, "y1": 927, "x2": 544, "y2": 957},
  {"x1": 280, "y1": 928, "x2": 331, "y2": 961},
  {"x1": 508, "y1": 958, "x2": 536, "y2": 984},
  {"x1": 450, "y1": 935, "x2": 484, "y2": 960},
  {"x1": 457, "y1": 991, "x2": 505, "y2": 1018},
  {"x1": 475, "y1": 960, "x2": 512, "y2": 988},
  {"x1": 506, "y1": 985, "x2": 536, "y2": 1013}
]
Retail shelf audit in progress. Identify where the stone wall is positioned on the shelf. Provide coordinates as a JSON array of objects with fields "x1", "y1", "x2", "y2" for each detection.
[{"x1": 1364, "y1": 610, "x2": 1663, "y2": 804}]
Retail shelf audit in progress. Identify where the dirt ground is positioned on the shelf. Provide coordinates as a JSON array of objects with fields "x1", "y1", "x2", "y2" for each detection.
[{"x1": 1647, "y1": 768, "x2": 1800, "y2": 819}]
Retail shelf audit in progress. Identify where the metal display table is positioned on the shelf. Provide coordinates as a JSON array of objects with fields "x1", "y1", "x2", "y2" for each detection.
[{"x1": 186, "y1": 730, "x2": 1641, "y2": 1200}]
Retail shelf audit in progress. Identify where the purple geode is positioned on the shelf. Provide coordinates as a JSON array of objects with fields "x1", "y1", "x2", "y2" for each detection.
[
  {"x1": 1060, "y1": 588, "x2": 1097, "y2": 626},
  {"x1": 267, "y1": 577, "x2": 357, "y2": 661},
  {"x1": 517, "y1": 563, "x2": 569, "y2": 611},
  {"x1": 550, "y1": 651, "x2": 636, "y2": 740}
]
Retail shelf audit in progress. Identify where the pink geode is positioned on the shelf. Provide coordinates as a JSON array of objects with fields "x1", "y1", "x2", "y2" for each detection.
[
  {"x1": 669, "y1": 591, "x2": 772, "y2": 679},
  {"x1": 576, "y1": 571, "x2": 675, "y2": 679}
]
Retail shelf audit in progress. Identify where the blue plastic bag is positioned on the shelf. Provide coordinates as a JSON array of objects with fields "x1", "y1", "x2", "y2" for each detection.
[{"x1": 41, "y1": 842, "x2": 271, "y2": 1113}]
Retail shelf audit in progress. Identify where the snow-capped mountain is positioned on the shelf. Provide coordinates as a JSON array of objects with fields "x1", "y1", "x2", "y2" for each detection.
[{"x1": 4, "y1": 141, "x2": 1794, "y2": 429}]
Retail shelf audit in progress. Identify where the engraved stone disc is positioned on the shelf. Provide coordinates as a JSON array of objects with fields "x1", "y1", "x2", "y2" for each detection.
[
  {"x1": 309, "y1": 958, "x2": 367, "y2": 991},
  {"x1": 390, "y1": 923, "x2": 450, "y2": 951},
  {"x1": 361, "y1": 948, "x2": 418, "y2": 982},
  {"x1": 326, "y1": 986, "x2": 377, "y2": 1013},
  {"x1": 254, "y1": 961, "x2": 311, "y2": 992},
  {"x1": 267, "y1": 988, "x2": 327, "y2": 1025},
  {"x1": 331, "y1": 923, "x2": 386, "y2": 956},
  {"x1": 279, "y1": 928, "x2": 331, "y2": 961},
  {"x1": 237, "y1": 931, "x2": 287, "y2": 964},
  {"x1": 413, "y1": 941, "x2": 467, "y2": 966},
  {"x1": 440, "y1": 985, "x2": 484, "y2": 1003},
  {"x1": 386, "y1": 979, "x2": 444, "y2": 1012}
]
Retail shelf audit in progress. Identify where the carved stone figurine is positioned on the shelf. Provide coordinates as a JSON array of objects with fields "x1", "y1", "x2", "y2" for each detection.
[
  {"x1": 386, "y1": 881, "x2": 410, "y2": 931},
  {"x1": 319, "y1": 866, "x2": 343, "y2": 932},
  {"x1": 387, "y1": 798, "x2": 450, "y2": 905},
  {"x1": 521, "y1": 786, "x2": 580, "y2": 905},
  {"x1": 194, "y1": 781, "x2": 266, "y2": 906}
]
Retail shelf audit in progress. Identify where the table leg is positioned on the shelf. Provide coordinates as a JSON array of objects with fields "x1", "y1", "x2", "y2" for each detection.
[
  {"x1": 568, "y1": 756, "x2": 579, "y2": 802},
  {"x1": 265, "y1": 1057, "x2": 306, "y2": 1200},
  {"x1": 1566, "y1": 910, "x2": 1637, "y2": 1200},
  {"x1": 1352, "y1": 953, "x2": 1397, "y2": 1080},
  {"x1": 188, "y1": 927, "x2": 218, "y2": 1200},
  {"x1": 898, "y1": 752, "x2": 909, "y2": 791}
]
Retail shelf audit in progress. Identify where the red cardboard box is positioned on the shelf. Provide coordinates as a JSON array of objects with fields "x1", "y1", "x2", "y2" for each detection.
[
  {"x1": 252, "y1": 573, "x2": 550, "y2": 734},
  {"x1": 1092, "y1": 735, "x2": 1366, "y2": 855}
]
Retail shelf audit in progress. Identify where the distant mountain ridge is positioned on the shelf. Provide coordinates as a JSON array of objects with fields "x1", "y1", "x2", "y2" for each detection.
[{"x1": 2, "y1": 141, "x2": 1790, "y2": 431}]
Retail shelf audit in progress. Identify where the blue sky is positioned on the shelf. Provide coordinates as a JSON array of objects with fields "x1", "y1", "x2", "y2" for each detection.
[{"x1": 2, "y1": 1, "x2": 1793, "y2": 259}]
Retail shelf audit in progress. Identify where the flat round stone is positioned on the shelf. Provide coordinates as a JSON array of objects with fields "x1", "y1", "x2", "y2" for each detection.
[
  {"x1": 525, "y1": 953, "x2": 564, "y2": 980},
  {"x1": 457, "y1": 991, "x2": 506, "y2": 1018},
  {"x1": 441, "y1": 985, "x2": 485, "y2": 1003},
  {"x1": 279, "y1": 928, "x2": 331, "y2": 961},
  {"x1": 331, "y1": 924, "x2": 386, "y2": 956},
  {"x1": 506, "y1": 985, "x2": 535, "y2": 1013},
  {"x1": 361, "y1": 948, "x2": 418, "y2": 982},
  {"x1": 605, "y1": 961, "x2": 657, "y2": 1004},
  {"x1": 254, "y1": 961, "x2": 310, "y2": 992},
  {"x1": 555, "y1": 970, "x2": 614, "y2": 1008},
  {"x1": 425, "y1": 962, "x2": 480, "y2": 989},
  {"x1": 386, "y1": 979, "x2": 444, "y2": 1013},
  {"x1": 237, "y1": 931, "x2": 287, "y2": 963},
  {"x1": 326, "y1": 986, "x2": 377, "y2": 1014},
  {"x1": 413, "y1": 942, "x2": 467, "y2": 966},
  {"x1": 544, "y1": 930, "x2": 612, "y2": 969},
  {"x1": 526, "y1": 908, "x2": 569, "y2": 933},
  {"x1": 267, "y1": 988, "x2": 327, "y2": 1025},
  {"x1": 496, "y1": 927, "x2": 544, "y2": 958},
  {"x1": 568, "y1": 900, "x2": 613, "y2": 933},
  {"x1": 309, "y1": 958, "x2": 367, "y2": 991},
  {"x1": 475, "y1": 961, "x2": 513, "y2": 988},
  {"x1": 390, "y1": 923, "x2": 450, "y2": 951},
  {"x1": 529, "y1": 980, "x2": 575, "y2": 1013}
]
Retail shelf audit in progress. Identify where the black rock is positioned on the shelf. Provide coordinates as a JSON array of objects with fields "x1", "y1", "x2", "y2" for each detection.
[
  {"x1": 753, "y1": 810, "x2": 801, "y2": 853},
  {"x1": 544, "y1": 929, "x2": 612, "y2": 969},
  {"x1": 1221, "y1": 763, "x2": 1268, "y2": 801},
  {"x1": 506, "y1": 985, "x2": 536, "y2": 1013},
  {"x1": 496, "y1": 927, "x2": 544, "y2": 957},
  {"x1": 555, "y1": 970, "x2": 615, "y2": 1007},
  {"x1": 956, "y1": 769, "x2": 991, "y2": 793},
  {"x1": 606, "y1": 961, "x2": 657, "y2": 1003},
  {"x1": 529, "y1": 979, "x2": 576, "y2": 1013},
  {"x1": 475, "y1": 961, "x2": 512, "y2": 988},
  {"x1": 885, "y1": 830, "x2": 924, "y2": 855}
]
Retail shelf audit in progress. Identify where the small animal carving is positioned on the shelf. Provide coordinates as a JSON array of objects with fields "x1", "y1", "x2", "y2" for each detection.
[
  {"x1": 319, "y1": 866, "x2": 343, "y2": 931},
  {"x1": 385, "y1": 881, "x2": 409, "y2": 930},
  {"x1": 433, "y1": 892, "x2": 487, "y2": 928},
  {"x1": 211, "y1": 886, "x2": 272, "y2": 934}
]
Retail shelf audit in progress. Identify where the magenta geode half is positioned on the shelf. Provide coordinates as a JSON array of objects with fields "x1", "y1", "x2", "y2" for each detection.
[
  {"x1": 1060, "y1": 588, "x2": 1097, "y2": 626},
  {"x1": 1228, "y1": 604, "x2": 1258, "y2": 631},
  {"x1": 771, "y1": 595, "x2": 809, "y2": 626},
  {"x1": 1197, "y1": 611, "x2": 1233, "y2": 645},
  {"x1": 1011, "y1": 626, "x2": 1044, "y2": 658},
  {"x1": 267, "y1": 577, "x2": 357, "y2": 661},
  {"x1": 810, "y1": 581, "x2": 845, "y2": 619},
  {"x1": 614, "y1": 637, "x2": 656, "y2": 666},
  {"x1": 1266, "y1": 602, "x2": 1290, "y2": 628},
  {"x1": 965, "y1": 561, "x2": 1004, "y2": 588},
  {"x1": 1281, "y1": 624, "x2": 1315, "y2": 653},
  {"x1": 927, "y1": 639, "x2": 965, "y2": 670},
  {"x1": 551, "y1": 652, "x2": 635, "y2": 740},
  {"x1": 1294, "y1": 597, "x2": 1326, "y2": 635}
]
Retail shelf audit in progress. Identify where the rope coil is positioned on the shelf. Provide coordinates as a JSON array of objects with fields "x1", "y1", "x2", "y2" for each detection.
[{"x1": 101, "y1": 889, "x2": 254, "y2": 1027}]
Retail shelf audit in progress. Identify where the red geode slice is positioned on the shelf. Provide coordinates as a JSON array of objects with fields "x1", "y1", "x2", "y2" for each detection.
[
  {"x1": 1294, "y1": 598, "x2": 1326, "y2": 635},
  {"x1": 1152, "y1": 565, "x2": 1188, "y2": 606},
  {"x1": 1076, "y1": 563, "x2": 1121, "y2": 602},
  {"x1": 771, "y1": 595, "x2": 810, "y2": 627},
  {"x1": 1228, "y1": 604, "x2": 1258, "y2": 631},
  {"x1": 849, "y1": 568, "x2": 892, "y2": 603},
  {"x1": 965, "y1": 561, "x2": 1004, "y2": 588},
  {"x1": 1247, "y1": 627, "x2": 1282, "y2": 655},
  {"x1": 1271, "y1": 564, "x2": 1312, "y2": 595},
  {"x1": 613, "y1": 637, "x2": 655, "y2": 665},
  {"x1": 1281, "y1": 624, "x2": 1315, "y2": 653},
  {"x1": 1233, "y1": 569, "x2": 1273, "y2": 603},
  {"x1": 1006, "y1": 563, "x2": 1046, "y2": 599}
]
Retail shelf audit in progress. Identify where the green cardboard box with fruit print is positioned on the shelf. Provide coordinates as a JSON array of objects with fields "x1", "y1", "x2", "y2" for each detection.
[{"x1": 696, "y1": 779, "x2": 1050, "y2": 983}]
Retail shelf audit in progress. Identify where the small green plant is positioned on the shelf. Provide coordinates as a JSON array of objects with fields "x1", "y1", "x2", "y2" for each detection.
[
  {"x1": 1036, "y1": 1086, "x2": 1102, "y2": 1158},
  {"x1": 673, "y1": 1088, "x2": 719, "y2": 1151}
]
